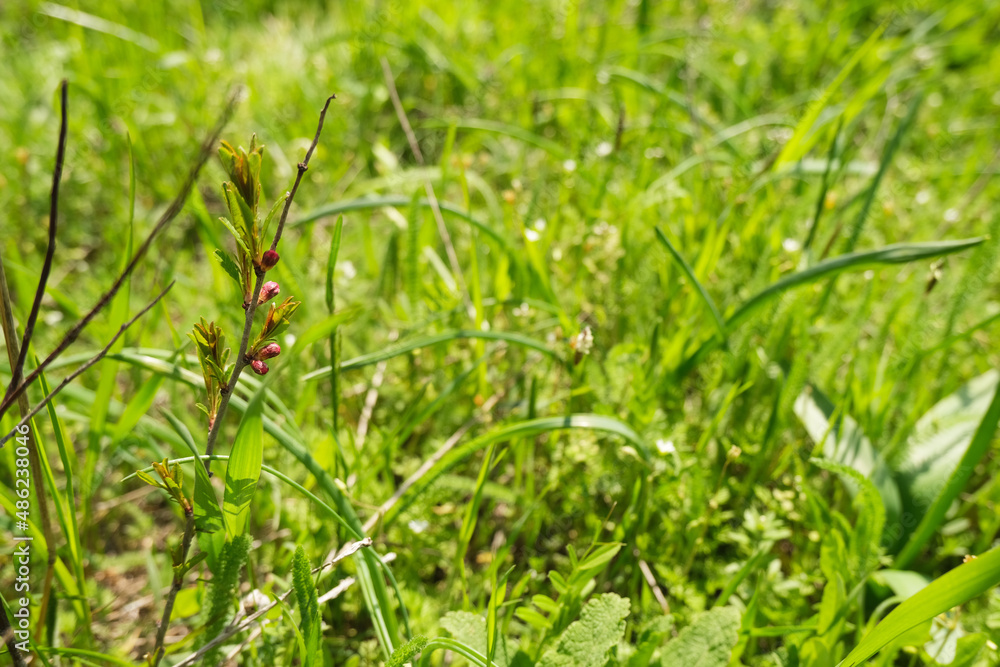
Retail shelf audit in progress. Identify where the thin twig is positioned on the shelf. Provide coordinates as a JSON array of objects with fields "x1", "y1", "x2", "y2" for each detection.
[
  {"x1": 203, "y1": 93, "x2": 336, "y2": 472},
  {"x1": 149, "y1": 512, "x2": 195, "y2": 667},
  {"x1": 355, "y1": 330, "x2": 397, "y2": 451},
  {"x1": 171, "y1": 538, "x2": 372, "y2": 667},
  {"x1": 270, "y1": 94, "x2": 337, "y2": 253},
  {"x1": 0, "y1": 91, "x2": 238, "y2": 424},
  {"x1": 379, "y1": 58, "x2": 474, "y2": 319},
  {"x1": 638, "y1": 559, "x2": 670, "y2": 615},
  {"x1": 3, "y1": 80, "x2": 68, "y2": 411},
  {"x1": 0, "y1": 283, "x2": 173, "y2": 448}
]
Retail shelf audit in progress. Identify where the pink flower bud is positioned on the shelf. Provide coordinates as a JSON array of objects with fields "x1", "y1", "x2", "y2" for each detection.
[
  {"x1": 256, "y1": 343, "x2": 281, "y2": 360},
  {"x1": 250, "y1": 359, "x2": 269, "y2": 375},
  {"x1": 258, "y1": 281, "x2": 280, "y2": 305},
  {"x1": 260, "y1": 249, "x2": 280, "y2": 271}
]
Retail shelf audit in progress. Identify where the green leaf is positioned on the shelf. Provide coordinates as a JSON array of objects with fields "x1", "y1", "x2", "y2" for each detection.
[
  {"x1": 538, "y1": 593, "x2": 630, "y2": 667},
  {"x1": 728, "y1": 239, "x2": 984, "y2": 331},
  {"x1": 895, "y1": 377, "x2": 1000, "y2": 568},
  {"x1": 161, "y1": 410, "x2": 223, "y2": 534},
  {"x1": 773, "y1": 18, "x2": 887, "y2": 168},
  {"x1": 223, "y1": 389, "x2": 265, "y2": 537},
  {"x1": 218, "y1": 214, "x2": 252, "y2": 258},
  {"x1": 811, "y1": 458, "x2": 885, "y2": 577},
  {"x1": 659, "y1": 606, "x2": 742, "y2": 667},
  {"x1": 302, "y1": 329, "x2": 560, "y2": 381},
  {"x1": 441, "y1": 611, "x2": 514, "y2": 667},
  {"x1": 838, "y1": 546, "x2": 1000, "y2": 666},
  {"x1": 261, "y1": 191, "x2": 288, "y2": 242},
  {"x1": 655, "y1": 227, "x2": 726, "y2": 341},
  {"x1": 514, "y1": 607, "x2": 552, "y2": 630},
  {"x1": 678, "y1": 238, "x2": 984, "y2": 375},
  {"x1": 895, "y1": 371, "x2": 999, "y2": 531},
  {"x1": 794, "y1": 385, "x2": 901, "y2": 528},
  {"x1": 213, "y1": 248, "x2": 243, "y2": 288}
]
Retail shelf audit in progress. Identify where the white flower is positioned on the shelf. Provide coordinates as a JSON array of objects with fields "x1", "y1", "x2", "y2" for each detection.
[
  {"x1": 570, "y1": 326, "x2": 594, "y2": 357},
  {"x1": 656, "y1": 439, "x2": 676, "y2": 455},
  {"x1": 595, "y1": 141, "x2": 613, "y2": 157}
]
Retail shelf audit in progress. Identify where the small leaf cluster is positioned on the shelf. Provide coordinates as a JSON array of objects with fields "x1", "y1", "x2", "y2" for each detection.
[
  {"x1": 250, "y1": 297, "x2": 300, "y2": 357},
  {"x1": 188, "y1": 318, "x2": 232, "y2": 429},
  {"x1": 216, "y1": 135, "x2": 288, "y2": 306},
  {"x1": 136, "y1": 459, "x2": 192, "y2": 516}
]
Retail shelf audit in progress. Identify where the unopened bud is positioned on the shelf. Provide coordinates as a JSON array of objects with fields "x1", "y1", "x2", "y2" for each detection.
[
  {"x1": 250, "y1": 359, "x2": 269, "y2": 375},
  {"x1": 260, "y1": 249, "x2": 280, "y2": 271},
  {"x1": 256, "y1": 343, "x2": 281, "y2": 360},
  {"x1": 258, "y1": 281, "x2": 280, "y2": 304}
]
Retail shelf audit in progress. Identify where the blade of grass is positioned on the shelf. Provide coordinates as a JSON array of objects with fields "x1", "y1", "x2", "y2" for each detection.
[
  {"x1": 303, "y1": 329, "x2": 559, "y2": 381},
  {"x1": 675, "y1": 238, "x2": 985, "y2": 376},
  {"x1": 655, "y1": 227, "x2": 726, "y2": 341},
  {"x1": 894, "y1": 379, "x2": 1000, "y2": 569},
  {"x1": 774, "y1": 19, "x2": 888, "y2": 169},
  {"x1": 839, "y1": 545, "x2": 1000, "y2": 666},
  {"x1": 382, "y1": 414, "x2": 648, "y2": 527},
  {"x1": 293, "y1": 196, "x2": 511, "y2": 251}
]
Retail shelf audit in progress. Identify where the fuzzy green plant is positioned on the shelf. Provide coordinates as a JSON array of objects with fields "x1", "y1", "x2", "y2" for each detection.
[
  {"x1": 292, "y1": 545, "x2": 322, "y2": 666},
  {"x1": 201, "y1": 533, "x2": 252, "y2": 665}
]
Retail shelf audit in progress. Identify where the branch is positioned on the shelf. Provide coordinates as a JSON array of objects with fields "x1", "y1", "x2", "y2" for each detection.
[
  {"x1": 2, "y1": 80, "x2": 68, "y2": 410},
  {"x1": 0, "y1": 92, "x2": 239, "y2": 423},
  {"x1": 0, "y1": 283, "x2": 174, "y2": 447},
  {"x1": 269, "y1": 94, "x2": 336, "y2": 252},
  {"x1": 203, "y1": 93, "x2": 336, "y2": 471},
  {"x1": 149, "y1": 512, "x2": 195, "y2": 667}
]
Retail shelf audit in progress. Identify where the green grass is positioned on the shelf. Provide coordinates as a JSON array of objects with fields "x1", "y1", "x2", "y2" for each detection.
[{"x1": 2, "y1": 1, "x2": 1000, "y2": 665}]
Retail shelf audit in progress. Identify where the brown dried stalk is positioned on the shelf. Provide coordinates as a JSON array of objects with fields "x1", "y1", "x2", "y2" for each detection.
[{"x1": 0, "y1": 90, "x2": 239, "y2": 430}]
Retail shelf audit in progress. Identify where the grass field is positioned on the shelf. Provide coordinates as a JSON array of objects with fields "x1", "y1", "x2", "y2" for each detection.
[{"x1": 2, "y1": 1, "x2": 1000, "y2": 665}]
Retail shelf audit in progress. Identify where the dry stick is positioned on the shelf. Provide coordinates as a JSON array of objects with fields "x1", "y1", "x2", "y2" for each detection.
[
  {"x1": 171, "y1": 538, "x2": 372, "y2": 667},
  {"x1": 0, "y1": 283, "x2": 174, "y2": 448},
  {"x1": 202, "y1": 93, "x2": 337, "y2": 472},
  {"x1": 269, "y1": 94, "x2": 337, "y2": 253},
  {"x1": 0, "y1": 93, "x2": 238, "y2": 426},
  {"x1": 379, "y1": 58, "x2": 475, "y2": 320},
  {"x1": 0, "y1": 260, "x2": 31, "y2": 667},
  {"x1": 0, "y1": 253, "x2": 81, "y2": 647},
  {"x1": 355, "y1": 330, "x2": 397, "y2": 451},
  {"x1": 637, "y1": 559, "x2": 670, "y2": 615},
  {"x1": 3, "y1": 80, "x2": 67, "y2": 410},
  {"x1": 0, "y1": 80, "x2": 67, "y2": 650}
]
